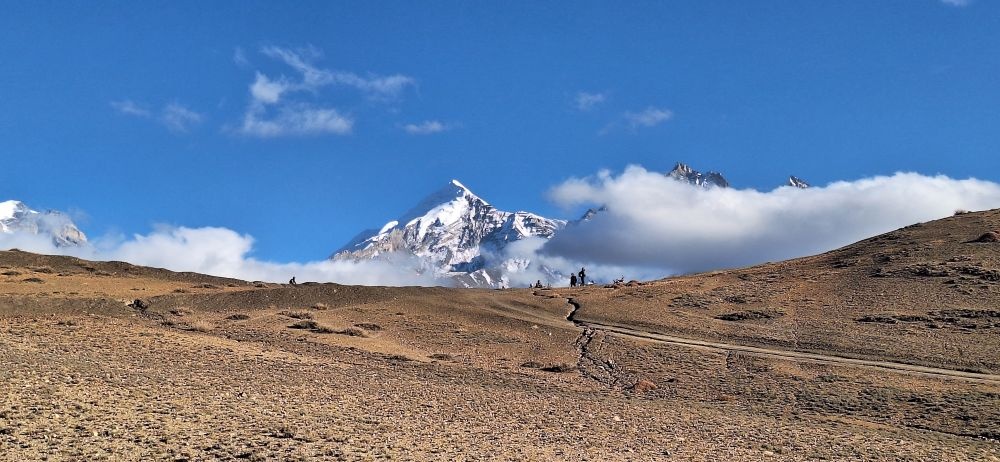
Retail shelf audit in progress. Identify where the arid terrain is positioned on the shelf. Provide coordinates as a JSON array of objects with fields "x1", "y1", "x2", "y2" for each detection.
[{"x1": 2, "y1": 210, "x2": 1000, "y2": 461}]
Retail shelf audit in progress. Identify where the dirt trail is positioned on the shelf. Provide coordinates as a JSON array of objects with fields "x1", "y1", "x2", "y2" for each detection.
[{"x1": 539, "y1": 292, "x2": 1000, "y2": 385}]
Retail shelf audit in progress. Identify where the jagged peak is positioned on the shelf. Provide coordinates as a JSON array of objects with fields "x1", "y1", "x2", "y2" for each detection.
[
  {"x1": 788, "y1": 176, "x2": 810, "y2": 189},
  {"x1": 670, "y1": 162, "x2": 695, "y2": 175},
  {"x1": 667, "y1": 162, "x2": 729, "y2": 188}
]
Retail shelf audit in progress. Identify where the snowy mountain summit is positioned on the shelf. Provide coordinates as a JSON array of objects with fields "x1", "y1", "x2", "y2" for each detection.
[
  {"x1": 331, "y1": 180, "x2": 565, "y2": 287},
  {"x1": 667, "y1": 162, "x2": 730, "y2": 188},
  {"x1": 0, "y1": 200, "x2": 87, "y2": 247},
  {"x1": 788, "y1": 176, "x2": 810, "y2": 188}
]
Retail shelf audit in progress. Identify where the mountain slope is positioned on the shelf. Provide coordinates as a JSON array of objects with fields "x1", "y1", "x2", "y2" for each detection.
[{"x1": 0, "y1": 200, "x2": 87, "y2": 247}]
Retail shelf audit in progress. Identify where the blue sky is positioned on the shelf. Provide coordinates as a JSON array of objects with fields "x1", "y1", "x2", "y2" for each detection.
[{"x1": 1, "y1": 1, "x2": 998, "y2": 262}]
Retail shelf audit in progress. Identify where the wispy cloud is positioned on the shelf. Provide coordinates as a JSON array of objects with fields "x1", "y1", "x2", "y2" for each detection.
[
  {"x1": 402, "y1": 120, "x2": 454, "y2": 135},
  {"x1": 599, "y1": 106, "x2": 674, "y2": 134},
  {"x1": 624, "y1": 107, "x2": 673, "y2": 128},
  {"x1": 236, "y1": 45, "x2": 414, "y2": 138},
  {"x1": 258, "y1": 45, "x2": 416, "y2": 100},
  {"x1": 161, "y1": 103, "x2": 204, "y2": 133},
  {"x1": 111, "y1": 100, "x2": 151, "y2": 117},
  {"x1": 111, "y1": 100, "x2": 203, "y2": 133},
  {"x1": 240, "y1": 103, "x2": 352, "y2": 137},
  {"x1": 233, "y1": 46, "x2": 249, "y2": 67},
  {"x1": 574, "y1": 92, "x2": 607, "y2": 111},
  {"x1": 940, "y1": 0, "x2": 971, "y2": 6}
]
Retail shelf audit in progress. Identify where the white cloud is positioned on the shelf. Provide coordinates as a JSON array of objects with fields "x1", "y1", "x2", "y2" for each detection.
[
  {"x1": 623, "y1": 107, "x2": 673, "y2": 128},
  {"x1": 941, "y1": 0, "x2": 971, "y2": 6},
  {"x1": 112, "y1": 100, "x2": 203, "y2": 133},
  {"x1": 575, "y1": 92, "x2": 607, "y2": 111},
  {"x1": 111, "y1": 100, "x2": 151, "y2": 117},
  {"x1": 402, "y1": 120, "x2": 453, "y2": 135},
  {"x1": 0, "y1": 225, "x2": 437, "y2": 286},
  {"x1": 235, "y1": 45, "x2": 414, "y2": 137},
  {"x1": 239, "y1": 103, "x2": 353, "y2": 137},
  {"x1": 249, "y1": 72, "x2": 290, "y2": 104},
  {"x1": 160, "y1": 103, "x2": 204, "y2": 133},
  {"x1": 539, "y1": 166, "x2": 1000, "y2": 275}
]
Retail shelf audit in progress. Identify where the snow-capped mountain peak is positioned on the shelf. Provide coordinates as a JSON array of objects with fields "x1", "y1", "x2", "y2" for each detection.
[
  {"x1": 332, "y1": 180, "x2": 565, "y2": 287},
  {"x1": 0, "y1": 200, "x2": 87, "y2": 247},
  {"x1": 788, "y1": 176, "x2": 810, "y2": 188},
  {"x1": 667, "y1": 162, "x2": 730, "y2": 188}
]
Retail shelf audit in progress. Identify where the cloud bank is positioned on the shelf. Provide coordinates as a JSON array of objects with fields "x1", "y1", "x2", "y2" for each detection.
[
  {"x1": 0, "y1": 226, "x2": 437, "y2": 286},
  {"x1": 539, "y1": 166, "x2": 1000, "y2": 275}
]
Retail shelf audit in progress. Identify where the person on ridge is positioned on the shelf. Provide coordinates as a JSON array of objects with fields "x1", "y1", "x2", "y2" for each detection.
[
  {"x1": 289, "y1": 276, "x2": 297, "y2": 285},
  {"x1": 534, "y1": 280, "x2": 543, "y2": 289},
  {"x1": 570, "y1": 273, "x2": 578, "y2": 287},
  {"x1": 578, "y1": 268, "x2": 586, "y2": 286}
]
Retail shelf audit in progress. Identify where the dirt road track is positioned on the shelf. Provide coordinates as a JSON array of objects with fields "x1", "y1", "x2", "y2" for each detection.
[{"x1": 550, "y1": 294, "x2": 1000, "y2": 384}]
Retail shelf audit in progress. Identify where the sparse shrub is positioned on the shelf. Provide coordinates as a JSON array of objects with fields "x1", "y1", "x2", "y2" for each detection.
[
  {"x1": 185, "y1": 321, "x2": 214, "y2": 332},
  {"x1": 715, "y1": 310, "x2": 779, "y2": 321},
  {"x1": 311, "y1": 303, "x2": 329, "y2": 310},
  {"x1": 22, "y1": 277, "x2": 44, "y2": 283},
  {"x1": 30, "y1": 266, "x2": 53, "y2": 274},
  {"x1": 226, "y1": 313, "x2": 251, "y2": 321},
  {"x1": 253, "y1": 282, "x2": 268, "y2": 288},
  {"x1": 354, "y1": 323, "x2": 382, "y2": 331},
  {"x1": 288, "y1": 320, "x2": 319, "y2": 330},
  {"x1": 2, "y1": 270, "x2": 21, "y2": 276},
  {"x1": 955, "y1": 209, "x2": 970, "y2": 215},
  {"x1": 336, "y1": 327, "x2": 366, "y2": 337},
  {"x1": 520, "y1": 361, "x2": 544, "y2": 369},
  {"x1": 429, "y1": 353, "x2": 453, "y2": 361},
  {"x1": 95, "y1": 271, "x2": 112, "y2": 277},
  {"x1": 632, "y1": 379, "x2": 658, "y2": 393},
  {"x1": 279, "y1": 310, "x2": 313, "y2": 320},
  {"x1": 172, "y1": 288, "x2": 190, "y2": 293},
  {"x1": 170, "y1": 307, "x2": 193, "y2": 316},
  {"x1": 192, "y1": 283, "x2": 219, "y2": 289},
  {"x1": 540, "y1": 363, "x2": 575, "y2": 373}
]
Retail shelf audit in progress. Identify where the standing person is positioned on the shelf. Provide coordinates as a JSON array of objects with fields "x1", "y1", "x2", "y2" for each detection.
[
  {"x1": 570, "y1": 273, "x2": 577, "y2": 287},
  {"x1": 578, "y1": 268, "x2": 586, "y2": 286}
]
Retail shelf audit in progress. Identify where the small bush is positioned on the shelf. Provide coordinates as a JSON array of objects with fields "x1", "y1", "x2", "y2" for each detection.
[
  {"x1": 1, "y1": 270, "x2": 21, "y2": 276},
  {"x1": 336, "y1": 327, "x2": 366, "y2": 337},
  {"x1": 170, "y1": 307, "x2": 193, "y2": 316},
  {"x1": 187, "y1": 321, "x2": 214, "y2": 332},
  {"x1": 311, "y1": 303, "x2": 329, "y2": 310},
  {"x1": 192, "y1": 283, "x2": 219, "y2": 289},
  {"x1": 288, "y1": 320, "x2": 319, "y2": 330},
  {"x1": 540, "y1": 363, "x2": 576, "y2": 373},
  {"x1": 22, "y1": 277, "x2": 44, "y2": 283},
  {"x1": 429, "y1": 353, "x2": 453, "y2": 361},
  {"x1": 354, "y1": 323, "x2": 382, "y2": 331},
  {"x1": 279, "y1": 310, "x2": 313, "y2": 320},
  {"x1": 30, "y1": 266, "x2": 54, "y2": 274},
  {"x1": 226, "y1": 313, "x2": 251, "y2": 321}
]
